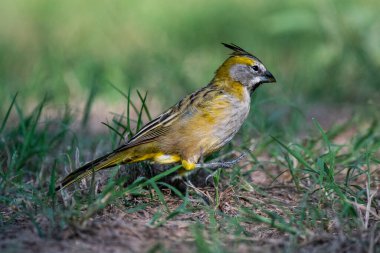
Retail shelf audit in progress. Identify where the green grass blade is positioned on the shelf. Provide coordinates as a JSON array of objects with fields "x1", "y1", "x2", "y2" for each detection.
[
  {"x1": 135, "y1": 89, "x2": 148, "y2": 131},
  {"x1": 312, "y1": 118, "x2": 331, "y2": 153},
  {"x1": 108, "y1": 81, "x2": 139, "y2": 116},
  {"x1": 81, "y1": 84, "x2": 98, "y2": 126},
  {"x1": 271, "y1": 136, "x2": 317, "y2": 174},
  {"x1": 101, "y1": 121, "x2": 124, "y2": 140},
  {"x1": 137, "y1": 90, "x2": 152, "y2": 121},
  {"x1": 48, "y1": 163, "x2": 57, "y2": 206},
  {"x1": 149, "y1": 180, "x2": 169, "y2": 212},
  {"x1": 241, "y1": 207, "x2": 302, "y2": 235},
  {"x1": 127, "y1": 165, "x2": 182, "y2": 191},
  {"x1": 354, "y1": 120, "x2": 377, "y2": 150},
  {"x1": 157, "y1": 182, "x2": 185, "y2": 199},
  {"x1": 0, "y1": 92, "x2": 18, "y2": 135}
]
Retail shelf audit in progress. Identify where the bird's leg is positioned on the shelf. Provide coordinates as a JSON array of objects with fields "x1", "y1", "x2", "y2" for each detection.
[
  {"x1": 195, "y1": 153, "x2": 246, "y2": 170},
  {"x1": 184, "y1": 179, "x2": 212, "y2": 205},
  {"x1": 202, "y1": 154, "x2": 246, "y2": 185}
]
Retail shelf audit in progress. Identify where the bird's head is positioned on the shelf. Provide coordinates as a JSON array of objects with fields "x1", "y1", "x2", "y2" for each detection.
[{"x1": 214, "y1": 43, "x2": 276, "y2": 93}]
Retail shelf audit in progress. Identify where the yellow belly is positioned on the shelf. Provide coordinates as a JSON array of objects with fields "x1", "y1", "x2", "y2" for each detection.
[{"x1": 158, "y1": 90, "x2": 250, "y2": 165}]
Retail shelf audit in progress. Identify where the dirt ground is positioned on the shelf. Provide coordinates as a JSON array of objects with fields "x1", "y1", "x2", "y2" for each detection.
[
  {"x1": 1, "y1": 164, "x2": 379, "y2": 253},
  {"x1": 0, "y1": 188, "x2": 303, "y2": 253}
]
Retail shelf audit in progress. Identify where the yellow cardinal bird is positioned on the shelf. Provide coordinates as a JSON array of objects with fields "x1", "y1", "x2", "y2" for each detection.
[{"x1": 56, "y1": 43, "x2": 276, "y2": 191}]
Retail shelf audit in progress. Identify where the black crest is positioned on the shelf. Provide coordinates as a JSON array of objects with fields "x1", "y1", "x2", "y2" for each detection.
[{"x1": 222, "y1": 43, "x2": 258, "y2": 60}]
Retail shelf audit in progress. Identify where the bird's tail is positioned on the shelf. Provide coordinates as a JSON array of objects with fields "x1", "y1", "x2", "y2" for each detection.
[{"x1": 55, "y1": 148, "x2": 132, "y2": 191}]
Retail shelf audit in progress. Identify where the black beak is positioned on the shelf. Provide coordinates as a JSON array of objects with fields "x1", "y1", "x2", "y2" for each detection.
[{"x1": 262, "y1": 70, "x2": 276, "y2": 83}]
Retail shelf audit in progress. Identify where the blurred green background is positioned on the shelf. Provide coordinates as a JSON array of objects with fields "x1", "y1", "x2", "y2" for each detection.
[{"x1": 0, "y1": 0, "x2": 379, "y2": 110}]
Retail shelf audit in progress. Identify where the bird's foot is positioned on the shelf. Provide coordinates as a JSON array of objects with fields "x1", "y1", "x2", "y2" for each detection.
[{"x1": 194, "y1": 153, "x2": 246, "y2": 170}]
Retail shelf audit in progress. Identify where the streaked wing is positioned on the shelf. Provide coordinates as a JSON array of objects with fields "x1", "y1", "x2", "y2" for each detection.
[
  {"x1": 119, "y1": 107, "x2": 180, "y2": 149},
  {"x1": 116, "y1": 85, "x2": 221, "y2": 151}
]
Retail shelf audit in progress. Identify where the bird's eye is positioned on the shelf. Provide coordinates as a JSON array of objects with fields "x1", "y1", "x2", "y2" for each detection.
[{"x1": 251, "y1": 65, "x2": 259, "y2": 71}]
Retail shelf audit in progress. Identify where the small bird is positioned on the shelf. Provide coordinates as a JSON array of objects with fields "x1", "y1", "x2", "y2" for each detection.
[{"x1": 56, "y1": 43, "x2": 276, "y2": 191}]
